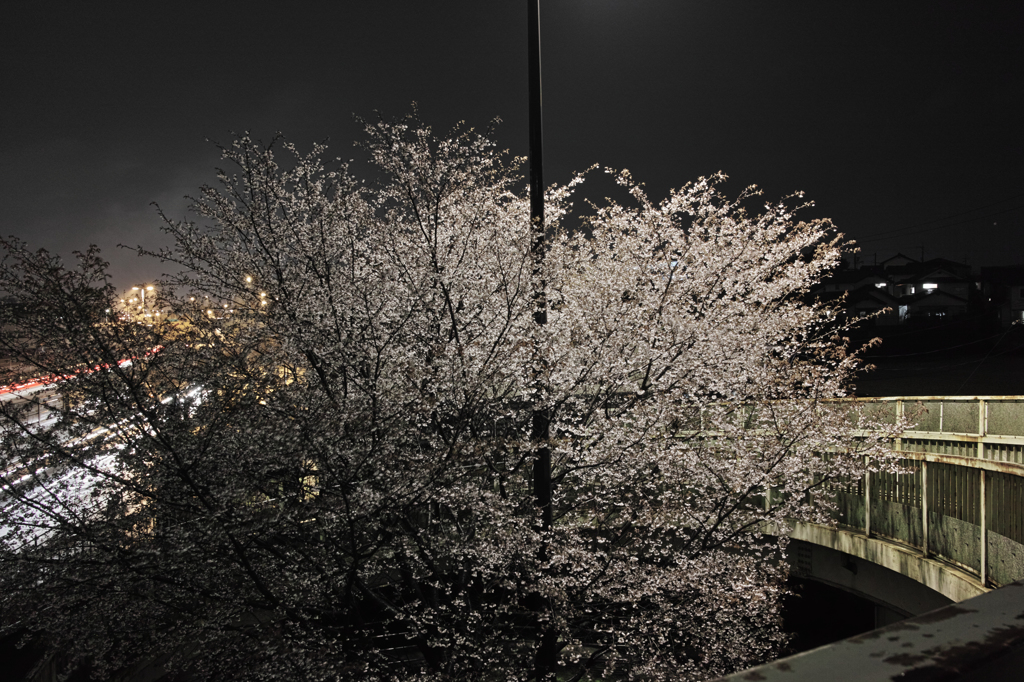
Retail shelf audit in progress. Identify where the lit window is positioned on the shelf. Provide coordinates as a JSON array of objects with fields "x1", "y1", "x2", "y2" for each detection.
[
  {"x1": 874, "y1": 282, "x2": 886, "y2": 289},
  {"x1": 923, "y1": 283, "x2": 938, "y2": 290}
]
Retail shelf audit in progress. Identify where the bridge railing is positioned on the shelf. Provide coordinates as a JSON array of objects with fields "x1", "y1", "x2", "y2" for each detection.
[{"x1": 827, "y1": 396, "x2": 1024, "y2": 588}]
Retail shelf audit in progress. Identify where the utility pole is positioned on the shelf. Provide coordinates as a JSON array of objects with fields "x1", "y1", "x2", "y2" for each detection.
[
  {"x1": 527, "y1": 1, "x2": 557, "y2": 678},
  {"x1": 527, "y1": 0, "x2": 550, "y2": 536}
]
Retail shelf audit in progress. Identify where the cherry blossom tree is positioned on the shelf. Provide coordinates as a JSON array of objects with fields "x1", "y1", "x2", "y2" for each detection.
[{"x1": 0, "y1": 113, "x2": 901, "y2": 681}]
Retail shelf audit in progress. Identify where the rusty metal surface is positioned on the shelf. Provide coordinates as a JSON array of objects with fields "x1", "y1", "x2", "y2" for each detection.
[
  {"x1": 894, "y1": 451, "x2": 1024, "y2": 477},
  {"x1": 839, "y1": 396, "x2": 1024, "y2": 402},
  {"x1": 714, "y1": 580, "x2": 1024, "y2": 682},
  {"x1": 901, "y1": 432, "x2": 1024, "y2": 446}
]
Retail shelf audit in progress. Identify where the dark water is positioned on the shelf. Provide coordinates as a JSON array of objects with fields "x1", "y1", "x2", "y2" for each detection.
[
  {"x1": 0, "y1": 632, "x2": 46, "y2": 681},
  {"x1": 781, "y1": 578, "x2": 878, "y2": 655}
]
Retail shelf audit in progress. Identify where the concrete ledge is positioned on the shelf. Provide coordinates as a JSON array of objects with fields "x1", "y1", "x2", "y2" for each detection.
[
  {"x1": 714, "y1": 579, "x2": 1024, "y2": 682},
  {"x1": 790, "y1": 522, "x2": 987, "y2": 604}
]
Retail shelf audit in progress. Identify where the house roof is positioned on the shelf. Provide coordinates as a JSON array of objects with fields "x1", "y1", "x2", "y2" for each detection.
[
  {"x1": 902, "y1": 290, "x2": 968, "y2": 307},
  {"x1": 915, "y1": 272, "x2": 971, "y2": 284},
  {"x1": 880, "y1": 253, "x2": 919, "y2": 268},
  {"x1": 846, "y1": 285, "x2": 898, "y2": 309},
  {"x1": 888, "y1": 267, "x2": 966, "y2": 283},
  {"x1": 920, "y1": 257, "x2": 972, "y2": 277}
]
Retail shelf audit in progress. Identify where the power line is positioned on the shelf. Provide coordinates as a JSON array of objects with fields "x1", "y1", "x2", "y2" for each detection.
[
  {"x1": 955, "y1": 323, "x2": 1021, "y2": 393},
  {"x1": 856, "y1": 204, "x2": 1023, "y2": 245},
  {"x1": 860, "y1": 312, "x2": 989, "y2": 339},
  {"x1": 868, "y1": 343, "x2": 1024, "y2": 371},
  {"x1": 854, "y1": 192, "x2": 1024, "y2": 244},
  {"x1": 864, "y1": 330, "x2": 1007, "y2": 358}
]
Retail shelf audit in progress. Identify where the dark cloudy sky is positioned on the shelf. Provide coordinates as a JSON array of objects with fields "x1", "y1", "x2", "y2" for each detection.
[{"x1": 3, "y1": 1, "x2": 1022, "y2": 290}]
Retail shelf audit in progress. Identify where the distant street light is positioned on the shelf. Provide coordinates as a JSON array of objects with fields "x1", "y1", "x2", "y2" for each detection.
[
  {"x1": 131, "y1": 285, "x2": 155, "y2": 321},
  {"x1": 131, "y1": 285, "x2": 154, "y2": 299}
]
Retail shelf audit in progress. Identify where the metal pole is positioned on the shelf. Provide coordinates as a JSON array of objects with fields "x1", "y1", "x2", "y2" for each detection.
[
  {"x1": 528, "y1": 1, "x2": 545, "y2": 245},
  {"x1": 527, "y1": 0, "x2": 550, "y2": 533},
  {"x1": 864, "y1": 457, "x2": 871, "y2": 538},
  {"x1": 980, "y1": 470, "x2": 987, "y2": 586},
  {"x1": 528, "y1": 3, "x2": 556, "y2": 679},
  {"x1": 895, "y1": 400, "x2": 903, "y2": 453},
  {"x1": 978, "y1": 399, "x2": 986, "y2": 459},
  {"x1": 922, "y1": 461, "x2": 929, "y2": 557}
]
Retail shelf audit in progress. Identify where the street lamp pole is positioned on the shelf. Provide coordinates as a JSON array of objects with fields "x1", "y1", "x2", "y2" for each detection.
[
  {"x1": 527, "y1": 0, "x2": 551, "y2": 532},
  {"x1": 528, "y1": 0, "x2": 545, "y2": 246},
  {"x1": 527, "y1": 0, "x2": 552, "y2": 540},
  {"x1": 527, "y1": 1, "x2": 557, "y2": 678}
]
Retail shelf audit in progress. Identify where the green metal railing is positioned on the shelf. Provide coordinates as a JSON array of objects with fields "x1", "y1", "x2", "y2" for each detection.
[{"x1": 830, "y1": 396, "x2": 1024, "y2": 588}]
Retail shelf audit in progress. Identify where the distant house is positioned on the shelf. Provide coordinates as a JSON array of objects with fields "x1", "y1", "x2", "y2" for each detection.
[
  {"x1": 901, "y1": 290, "x2": 969, "y2": 321},
  {"x1": 980, "y1": 265, "x2": 1024, "y2": 327},
  {"x1": 920, "y1": 258, "x2": 972, "y2": 279},
  {"x1": 1013, "y1": 286, "x2": 1024, "y2": 325},
  {"x1": 812, "y1": 253, "x2": 983, "y2": 325},
  {"x1": 811, "y1": 284, "x2": 900, "y2": 326},
  {"x1": 897, "y1": 268, "x2": 972, "y2": 300},
  {"x1": 846, "y1": 285, "x2": 900, "y2": 325},
  {"x1": 880, "y1": 255, "x2": 971, "y2": 279},
  {"x1": 883, "y1": 258, "x2": 975, "y2": 311},
  {"x1": 880, "y1": 253, "x2": 920, "y2": 270}
]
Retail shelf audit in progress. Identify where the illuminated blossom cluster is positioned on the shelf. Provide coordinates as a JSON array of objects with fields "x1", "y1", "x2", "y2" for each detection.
[{"x1": 0, "y1": 114, "x2": 901, "y2": 681}]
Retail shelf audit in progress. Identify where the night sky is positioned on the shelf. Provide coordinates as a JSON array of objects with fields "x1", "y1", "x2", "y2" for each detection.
[{"x1": 3, "y1": 1, "x2": 1022, "y2": 291}]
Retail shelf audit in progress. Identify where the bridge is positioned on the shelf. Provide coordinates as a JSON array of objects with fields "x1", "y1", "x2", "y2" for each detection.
[{"x1": 723, "y1": 395, "x2": 1024, "y2": 681}]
